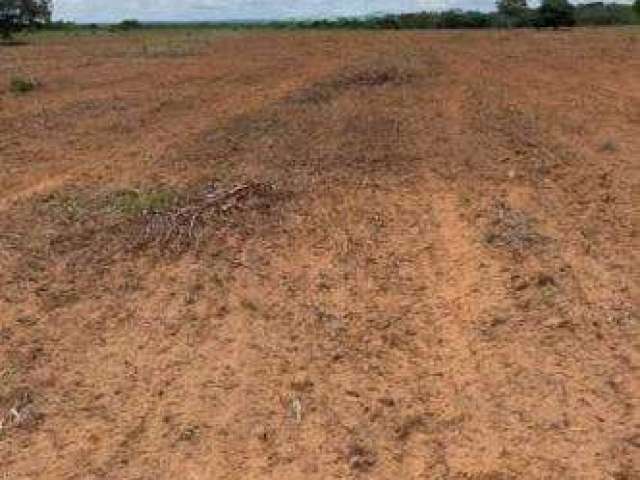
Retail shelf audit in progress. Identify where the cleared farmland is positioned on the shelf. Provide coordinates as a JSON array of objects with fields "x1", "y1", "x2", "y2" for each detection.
[{"x1": 0, "y1": 28, "x2": 639, "y2": 479}]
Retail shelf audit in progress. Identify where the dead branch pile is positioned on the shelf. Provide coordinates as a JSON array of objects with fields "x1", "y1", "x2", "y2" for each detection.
[{"x1": 139, "y1": 181, "x2": 275, "y2": 249}]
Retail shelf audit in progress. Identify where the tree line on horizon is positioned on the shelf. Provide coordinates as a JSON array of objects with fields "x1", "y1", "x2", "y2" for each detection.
[
  {"x1": 283, "y1": 0, "x2": 640, "y2": 30},
  {"x1": 2, "y1": 0, "x2": 640, "y2": 39}
]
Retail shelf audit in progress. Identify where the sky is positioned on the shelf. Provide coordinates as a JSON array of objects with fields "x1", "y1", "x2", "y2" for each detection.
[{"x1": 53, "y1": 0, "x2": 502, "y2": 22}]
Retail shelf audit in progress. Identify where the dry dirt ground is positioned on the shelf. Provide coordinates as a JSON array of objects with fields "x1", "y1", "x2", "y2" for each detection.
[{"x1": 0, "y1": 28, "x2": 639, "y2": 479}]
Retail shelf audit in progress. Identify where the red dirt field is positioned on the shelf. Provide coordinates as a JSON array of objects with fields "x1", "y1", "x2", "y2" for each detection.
[{"x1": 0, "y1": 28, "x2": 638, "y2": 479}]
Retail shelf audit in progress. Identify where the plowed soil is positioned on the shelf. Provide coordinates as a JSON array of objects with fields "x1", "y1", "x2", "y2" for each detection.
[{"x1": 1, "y1": 28, "x2": 639, "y2": 479}]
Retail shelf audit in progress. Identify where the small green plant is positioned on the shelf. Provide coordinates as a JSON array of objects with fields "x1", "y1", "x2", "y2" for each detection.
[
  {"x1": 111, "y1": 189, "x2": 177, "y2": 215},
  {"x1": 37, "y1": 191, "x2": 93, "y2": 222},
  {"x1": 178, "y1": 424, "x2": 201, "y2": 442},
  {"x1": 537, "y1": 274, "x2": 559, "y2": 305},
  {"x1": 141, "y1": 41, "x2": 197, "y2": 58},
  {"x1": 458, "y1": 192, "x2": 473, "y2": 208},
  {"x1": 600, "y1": 139, "x2": 619, "y2": 153},
  {"x1": 9, "y1": 76, "x2": 36, "y2": 94},
  {"x1": 540, "y1": 284, "x2": 558, "y2": 305},
  {"x1": 49, "y1": 196, "x2": 86, "y2": 220},
  {"x1": 240, "y1": 298, "x2": 259, "y2": 312}
]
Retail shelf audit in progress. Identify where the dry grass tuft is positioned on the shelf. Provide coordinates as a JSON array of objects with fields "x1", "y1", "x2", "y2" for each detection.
[
  {"x1": 0, "y1": 388, "x2": 43, "y2": 437},
  {"x1": 289, "y1": 59, "x2": 416, "y2": 105},
  {"x1": 485, "y1": 201, "x2": 546, "y2": 252},
  {"x1": 336, "y1": 62, "x2": 415, "y2": 88}
]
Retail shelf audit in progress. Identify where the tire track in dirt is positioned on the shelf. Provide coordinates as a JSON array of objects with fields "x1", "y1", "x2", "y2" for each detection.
[
  {"x1": 399, "y1": 63, "x2": 521, "y2": 474},
  {"x1": 129, "y1": 44, "x2": 457, "y2": 479},
  {"x1": 427, "y1": 186, "x2": 511, "y2": 475},
  {"x1": 416, "y1": 42, "x2": 640, "y2": 478}
]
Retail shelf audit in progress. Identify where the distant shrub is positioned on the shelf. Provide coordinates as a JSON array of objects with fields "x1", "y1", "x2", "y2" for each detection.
[
  {"x1": 44, "y1": 20, "x2": 77, "y2": 31},
  {"x1": 117, "y1": 19, "x2": 142, "y2": 30},
  {"x1": 9, "y1": 76, "x2": 36, "y2": 93}
]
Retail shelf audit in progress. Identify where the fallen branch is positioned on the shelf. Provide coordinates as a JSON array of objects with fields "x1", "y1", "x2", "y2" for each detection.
[{"x1": 139, "y1": 181, "x2": 275, "y2": 250}]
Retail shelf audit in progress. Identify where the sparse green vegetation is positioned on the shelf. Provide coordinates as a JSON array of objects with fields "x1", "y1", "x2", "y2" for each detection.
[
  {"x1": 9, "y1": 76, "x2": 36, "y2": 93},
  {"x1": 178, "y1": 424, "x2": 201, "y2": 442},
  {"x1": 46, "y1": 195, "x2": 86, "y2": 220},
  {"x1": 600, "y1": 139, "x2": 619, "y2": 153},
  {"x1": 110, "y1": 189, "x2": 178, "y2": 215},
  {"x1": 141, "y1": 39, "x2": 203, "y2": 57},
  {"x1": 35, "y1": 191, "x2": 94, "y2": 223},
  {"x1": 240, "y1": 298, "x2": 259, "y2": 312}
]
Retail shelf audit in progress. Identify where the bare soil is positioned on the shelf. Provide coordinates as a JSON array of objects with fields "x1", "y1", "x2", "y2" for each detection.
[{"x1": 0, "y1": 28, "x2": 638, "y2": 479}]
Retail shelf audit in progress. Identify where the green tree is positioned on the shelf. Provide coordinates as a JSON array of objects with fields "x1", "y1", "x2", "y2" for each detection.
[
  {"x1": 496, "y1": 0, "x2": 530, "y2": 26},
  {"x1": 0, "y1": 0, "x2": 51, "y2": 40},
  {"x1": 497, "y1": 0, "x2": 528, "y2": 17},
  {"x1": 633, "y1": 0, "x2": 640, "y2": 18},
  {"x1": 536, "y1": 0, "x2": 576, "y2": 27}
]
